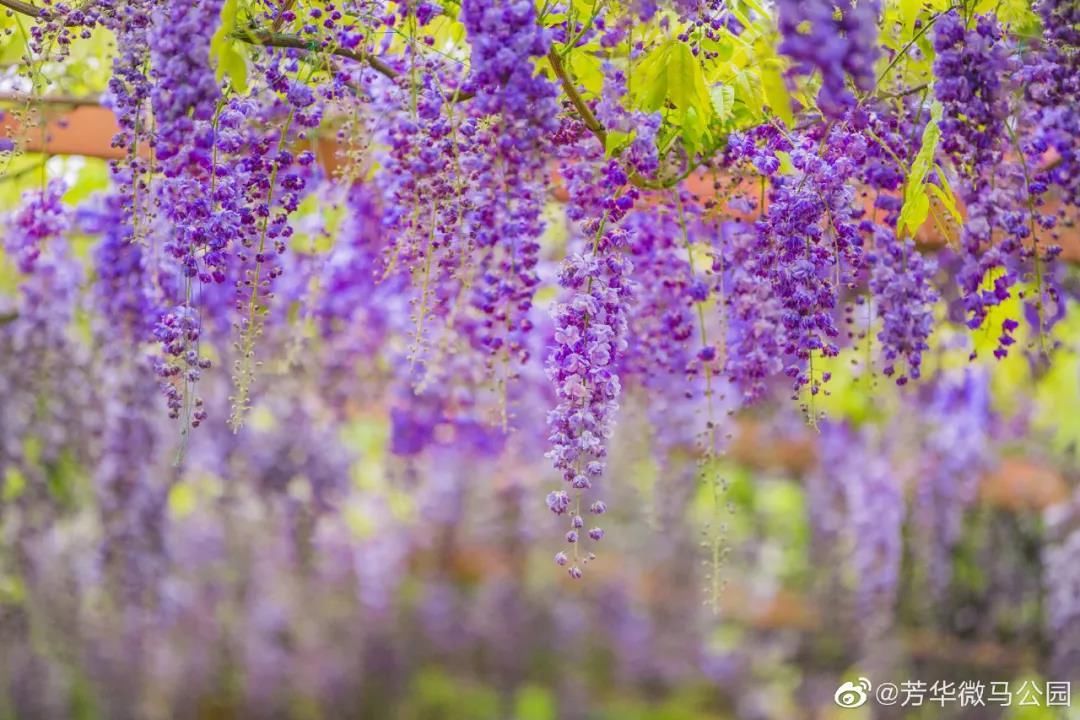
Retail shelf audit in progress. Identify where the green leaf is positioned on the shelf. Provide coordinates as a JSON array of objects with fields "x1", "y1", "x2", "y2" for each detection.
[
  {"x1": 0, "y1": 12, "x2": 28, "y2": 64},
  {"x1": 709, "y1": 83, "x2": 735, "y2": 122},
  {"x1": 741, "y1": 0, "x2": 771, "y2": 19},
  {"x1": 629, "y1": 41, "x2": 714, "y2": 154},
  {"x1": 761, "y1": 60, "x2": 794, "y2": 127},
  {"x1": 632, "y1": 42, "x2": 672, "y2": 112},
  {"x1": 666, "y1": 41, "x2": 713, "y2": 118},
  {"x1": 604, "y1": 129, "x2": 632, "y2": 156},
  {"x1": 2, "y1": 467, "x2": 25, "y2": 502},
  {"x1": 568, "y1": 50, "x2": 603, "y2": 96},
  {"x1": 898, "y1": 190, "x2": 930, "y2": 237},
  {"x1": 898, "y1": 101, "x2": 942, "y2": 236},
  {"x1": 210, "y1": 0, "x2": 249, "y2": 92},
  {"x1": 927, "y1": 182, "x2": 962, "y2": 224},
  {"x1": 900, "y1": 0, "x2": 923, "y2": 39},
  {"x1": 700, "y1": 33, "x2": 734, "y2": 62},
  {"x1": 729, "y1": 67, "x2": 763, "y2": 117},
  {"x1": 775, "y1": 150, "x2": 796, "y2": 175},
  {"x1": 680, "y1": 106, "x2": 710, "y2": 154},
  {"x1": 909, "y1": 115, "x2": 940, "y2": 185}
]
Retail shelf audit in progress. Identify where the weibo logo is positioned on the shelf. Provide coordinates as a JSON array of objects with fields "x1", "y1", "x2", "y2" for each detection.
[{"x1": 834, "y1": 677, "x2": 872, "y2": 708}]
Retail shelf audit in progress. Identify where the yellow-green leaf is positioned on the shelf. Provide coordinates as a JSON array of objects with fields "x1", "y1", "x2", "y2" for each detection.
[
  {"x1": 632, "y1": 42, "x2": 672, "y2": 112},
  {"x1": 569, "y1": 50, "x2": 604, "y2": 96},
  {"x1": 709, "y1": 83, "x2": 735, "y2": 122},
  {"x1": 761, "y1": 61, "x2": 794, "y2": 127},
  {"x1": 900, "y1": 0, "x2": 923, "y2": 39},
  {"x1": 210, "y1": 0, "x2": 249, "y2": 92},
  {"x1": 2, "y1": 467, "x2": 25, "y2": 502},
  {"x1": 899, "y1": 190, "x2": 930, "y2": 236},
  {"x1": 898, "y1": 101, "x2": 942, "y2": 236},
  {"x1": 666, "y1": 42, "x2": 713, "y2": 119},
  {"x1": 927, "y1": 182, "x2": 962, "y2": 224},
  {"x1": 776, "y1": 150, "x2": 796, "y2": 175},
  {"x1": 604, "y1": 129, "x2": 632, "y2": 156},
  {"x1": 729, "y1": 67, "x2": 764, "y2": 117}
]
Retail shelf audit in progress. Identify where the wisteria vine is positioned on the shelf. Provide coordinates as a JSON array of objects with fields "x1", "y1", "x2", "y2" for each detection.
[{"x1": 0, "y1": 0, "x2": 1077, "y2": 586}]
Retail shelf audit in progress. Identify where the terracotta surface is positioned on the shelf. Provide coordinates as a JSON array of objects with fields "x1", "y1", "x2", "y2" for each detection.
[
  {"x1": 981, "y1": 456, "x2": 1071, "y2": 511},
  {"x1": 2, "y1": 103, "x2": 128, "y2": 160},
  {"x1": 728, "y1": 419, "x2": 819, "y2": 474}
]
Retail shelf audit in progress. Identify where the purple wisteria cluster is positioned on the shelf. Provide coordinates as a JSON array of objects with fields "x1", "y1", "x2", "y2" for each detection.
[
  {"x1": 776, "y1": 0, "x2": 882, "y2": 117},
  {"x1": 725, "y1": 126, "x2": 865, "y2": 396},
  {"x1": 99, "y1": 0, "x2": 156, "y2": 221},
  {"x1": 458, "y1": 0, "x2": 559, "y2": 368},
  {"x1": 1044, "y1": 497, "x2": 1080, "y2": 679},
  {"x1": 145, "y1": 0, "x2": 225, "y2": 425},
  {"x1": 849, "y1": 436, "x2": 903, "y2": 631},
  {"x1": 1020, "y1": 0, "x2": 1080, "y2": 210},
  {"x1": 933, "y1": 12, "x2": 1012, "y2": 165},
  {"x1": 812, "y1": 422, "x2": 904, "y2": 639},
  {"x1": 913, "y1": 369, "x2": 995, "y2": 600},
  {"x1": 0, "y1": 1, "x2": 1079, "y2": 713},
  {"x1": 0, "y1": 0, "x2": 1077, "y2": 605},
  {"x1": 1, "y1": 180, "x2": 94, "y2": 516},
  {"x1": 4, "y1": 180, "x2": 69, "y2": 275},
  {"x1": 82, "y1": 194, "x2": 169, "y2": 602},
  {"x1": 148, "y1": 0, "x2": 225, "y2": 169},
  {"x1": 546, "y1": 174, "x2": 636, "y2": 578},
  {"x1": 721, "y1": 220, "x2": 788, "y2": 401},
  {"x1": 934, "y1": 12, "x2": 1026, "y2": 343},
  {"x1": 370, "y1": 59, "x2": 485, "y2": 389},
  {"x1": 461, "y1": 0, "x2": 557, "y2": 127},
  {"x1": 868, "y1": 228, "x2": 938, "y2": 384},
  {"x1": 621, "y1": 204, "x2": 699, "y2": 379},
  {"x1": 595, "y1": 63, "x2": 662, "y2": 179},
  {"x1": 228, "y1": 65, "x2": 322, "y2": 428}
]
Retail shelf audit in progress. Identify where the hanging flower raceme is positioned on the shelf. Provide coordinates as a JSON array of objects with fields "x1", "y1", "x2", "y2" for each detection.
[
  {"x1": 737, "y1": 129, "x2": 863, "y2": 397},
  {"x1": 934, "y1": 12, "x2": 1011, "y2": 166},
  {"x1": 868, "y1": 227, "x2": 938, "y2": 385},
  {"x1": 146, "y1": 0, "x2": 225, "y2": 427},
  {"x1": 99, "y1": 0, "x2": 156, "y2": 233},
  {"x1": 88, "y1": 196, "x2": 169, "y2": 603},
  {"x1": 1044, "y1": 499, "x2": 1080, "y2": 679},
  {"x1": 933, "y1": 11, "x2": 1033, "y2": 353},
  {"x1": 546, "y1": 162, "x2": 637, "y2": 579},
  {"x1": 814, "y1": 421, "x2": 903, "y2": 639},
  {"x1": 228, "y1": 62, "x2": 322, "y2": 430},
  {"x1": 720, "y1": 122, "x2": 871, "y2": 402},
  {"x1": 1, "y1": 180, "x2": 95, "y2": 512},
  {"x1": 620, "y1": 205, "x2": 699, "y2": 381},
  {"x1": 721, "y1": 220, "x2": 788, "y2": 402},
  {"x1": 456, "y1": 0, "x2": 559, "y2": 370},
  {"x1": 4, "y1": 180, "x2": 69, "y2": 275},
  {"x1": 370, "y1": 60, "x2": 483, "y2": 387},
  {"x1": 912, "y1": 369, "x2": 996, "y2": 600},
  {"x1": 776, "y1": 0, "x2": 881, "y2": 117}
]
